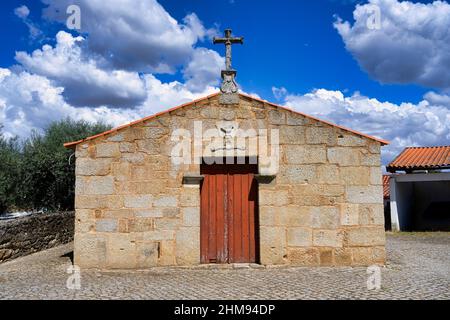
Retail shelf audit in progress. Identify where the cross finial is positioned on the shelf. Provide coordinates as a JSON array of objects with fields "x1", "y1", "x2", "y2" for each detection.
[
  {"x1": 213, "y1": 29, "x2": 244, "y2": 71},
  {"x1": 213, "y1": 29, "x2": 244, "y2": 104}
]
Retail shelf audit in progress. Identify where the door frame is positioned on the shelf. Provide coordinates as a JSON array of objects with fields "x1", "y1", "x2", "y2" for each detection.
[{"x1": 199, "y1": 157, "x2": 260, "y2": 264}]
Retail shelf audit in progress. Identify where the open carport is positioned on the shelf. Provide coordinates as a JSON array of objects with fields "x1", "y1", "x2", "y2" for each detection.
[{"x1": 387, "y1": 146, "x2": 450, "y2": 231}]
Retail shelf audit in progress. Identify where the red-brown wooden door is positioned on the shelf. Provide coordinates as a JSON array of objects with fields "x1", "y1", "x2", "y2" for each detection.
[{"x1": 200, "y1": 160, "x2": 259, "y2": 264}]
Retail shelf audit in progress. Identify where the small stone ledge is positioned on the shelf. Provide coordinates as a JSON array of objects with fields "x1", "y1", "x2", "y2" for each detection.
[
  {"x1": 182, "y1": 174, "x2": 204, "y2": 185},
  {"x1": 255, "y1": 174, "x2": 276, "y2": 184}
]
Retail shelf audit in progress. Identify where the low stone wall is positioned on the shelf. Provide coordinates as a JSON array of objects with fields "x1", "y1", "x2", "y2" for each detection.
[{"x1": 0, "y1": 211, "x2": 74, "y2": 263}]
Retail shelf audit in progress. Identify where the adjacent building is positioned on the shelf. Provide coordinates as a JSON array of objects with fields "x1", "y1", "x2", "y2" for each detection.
[{"x1": 387, "y1": 146, "x2": 450, "y2": 231}]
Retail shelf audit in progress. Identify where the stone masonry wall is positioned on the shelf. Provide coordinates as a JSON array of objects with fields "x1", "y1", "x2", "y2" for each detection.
[
  {"x1": 74, "y1": 94, "x2": 385, "y2": 269},
  {"x1": 0, "y1": 211, "x2": 74, "y2": 264},
  {"x1": 259, "y1": 118, "x2": 385, "y2": 266}
]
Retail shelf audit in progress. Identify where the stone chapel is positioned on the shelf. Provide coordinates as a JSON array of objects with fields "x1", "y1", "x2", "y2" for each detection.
[{"x1": 65, "y1": 30, "x2": 388, "y2": 269}]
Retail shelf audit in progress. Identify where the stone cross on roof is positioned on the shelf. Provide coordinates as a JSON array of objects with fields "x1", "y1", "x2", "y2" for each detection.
[
  {"x1": 213, "y1": 29, "x2": 244, "y2": 71},
  {"x1": 213, "y1": 29, "x2": 244, "y2": 104}
]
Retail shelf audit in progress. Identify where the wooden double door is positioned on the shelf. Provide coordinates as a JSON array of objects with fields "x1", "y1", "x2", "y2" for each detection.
[{"x1": 200, "y1": 160, "x2": 259, "y2": 264}]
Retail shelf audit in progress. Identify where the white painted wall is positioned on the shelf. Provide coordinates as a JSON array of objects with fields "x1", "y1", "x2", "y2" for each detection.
[{"x1": 389, "y1": 173, "x2": 450, "y2": 231}]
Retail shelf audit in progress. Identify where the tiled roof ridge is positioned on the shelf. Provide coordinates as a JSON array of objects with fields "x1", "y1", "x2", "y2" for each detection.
[
  {"x1": 387, "y1": 146, "x2": 450, "y2": 172},
  {"x1": 404, "y1": 146, "x2": 450, "y2": 149},
  {"x1": 64, "y1": 92, "x2": 389, "y2": 148}
]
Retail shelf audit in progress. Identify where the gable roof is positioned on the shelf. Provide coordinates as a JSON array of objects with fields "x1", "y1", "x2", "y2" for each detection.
[
  {"x1": 64, "y1": 92, "x2": 389, "y2": 148},
  {"x1": 386, "y1": 146, "x2": 450, "y2": 172}
]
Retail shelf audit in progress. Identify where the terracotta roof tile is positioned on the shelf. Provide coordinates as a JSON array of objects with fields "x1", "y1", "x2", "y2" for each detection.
[
  {"x1": 64, "y1": 92, "x2": 389, "y2": 148},
  {"x1": 386, "y1": 146, "x2": 450, "y2": 172},
  {"x1": 383, "y1": 175, "x2": 390, "y2": 199}
]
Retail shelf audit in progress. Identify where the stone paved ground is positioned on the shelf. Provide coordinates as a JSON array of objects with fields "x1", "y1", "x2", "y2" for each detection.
[{"x1": 0, "y1": 233, "x2": 448, "y2": 300}]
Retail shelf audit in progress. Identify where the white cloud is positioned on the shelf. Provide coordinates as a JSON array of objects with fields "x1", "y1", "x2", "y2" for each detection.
[
  {"x1": 279, "y1": 88, "x2": 450, "y2": 165},
  {"x1": 334, "y1": 0, "x2": 450, "y2": 90},
  {"x1": 0, "y1": 68, "x2": 216, "y2": 140},
  {"x1": 15, "y1": 31, "x2": 147, "y2": 108},
  {"x1": 14, "y1": 5, "x2": 30, "y2": 19},
  {"x1": 138, "y1": 74, "x2": 218, "y2": 117},
  {"x1": 272, "y1": 86, "x2": 288, "y2": 100},
  {"x1": 1, "y1": 0, "x2": 225, "y2": 140},
  {"x1": 247, "y1": 92, "x2": 262, "y2": 99},
  {"x1": 0, "y1": 68, "x2": 75, "y2": 139},
  {"x1": 423, "y1": 91, "x2": 450, "y2": 108},
  {"x1": 42, "y1": 0, "x2": 218, "y2": 74},
  {"x1": 9, "y1": 0, "x2": 223, "y2": 108},
  {"x1": 183, "y1": 48, "x2": 224, "y2": 92},
  {"x1": 14, "y1": 5, "x2": 42, "y2": 40},
  {"x1": 0, "y1": 68, "x2": 11, "y2": 81}
]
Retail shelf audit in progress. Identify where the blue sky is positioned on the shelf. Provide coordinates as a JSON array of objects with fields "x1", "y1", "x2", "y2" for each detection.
[
  {"x1": 160, "y1": 0, "x2": 429, "y2": 104},
  {"x1": 1, "y1": 0, "x2": 429, "y2": 103},
  {"x1": 0, "y1": 0, "x2": 449, "y2": 164}
]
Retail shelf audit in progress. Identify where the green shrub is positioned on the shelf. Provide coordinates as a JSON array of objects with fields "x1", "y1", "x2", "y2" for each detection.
[
  {"x1": 0, "y1": 133, "x2": 21, "y2": 213},
  {"x1": 0, "y1": 119, "x2": 111, "y2": 213}
]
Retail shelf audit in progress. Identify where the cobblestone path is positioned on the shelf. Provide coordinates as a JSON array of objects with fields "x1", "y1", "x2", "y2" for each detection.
[{"x1": 0, "y1": 233, "x2": 448, "y2": 300}]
